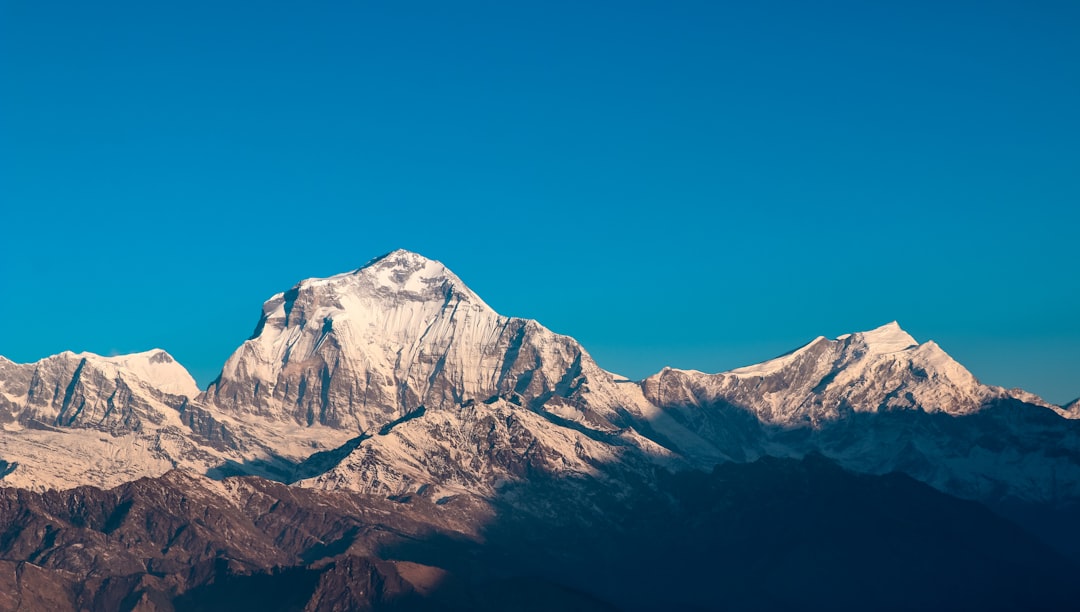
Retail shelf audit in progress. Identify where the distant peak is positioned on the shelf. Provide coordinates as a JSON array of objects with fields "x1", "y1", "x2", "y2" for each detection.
[{"x1": 848, "y1": 321, "x2": 918, "y2": 354}]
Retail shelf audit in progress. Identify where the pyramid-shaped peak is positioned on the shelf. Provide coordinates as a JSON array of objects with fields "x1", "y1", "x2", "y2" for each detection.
[
  {"x1": 351, "y1": 249, "x2": 473, "y2": 296},
  {"x1": 849, "y1": 321, "x2": 918, "y2": 354},
  {"x1": 358, "y1": 248, "x2": 440, "y2": 271},
  {"x1": 280, "y1": 249, "x2": 493, "y2": 316}
]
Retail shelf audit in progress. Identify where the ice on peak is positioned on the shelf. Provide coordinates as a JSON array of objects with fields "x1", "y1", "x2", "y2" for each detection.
[
  {"x1": 850, "y1": 321, "x2": 918, "y2": 354},
  {"x1": 83, "y1": 349, "x2": 201, "y2": 397},
  {"x1": 13, "y1": 349, "x2": 201, "y2": 398},
  {"x1": 727, "y1": 336, "x2": 829, "y2": 376},
  {"x1": 357, "y1": 248, "x2": 433, "y2": 271},
  {"x1": 298, "y1": 249, "x2": 484, "y2": 306}
]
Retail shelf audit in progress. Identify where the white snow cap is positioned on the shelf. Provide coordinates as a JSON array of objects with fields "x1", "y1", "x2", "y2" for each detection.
[
  {"x1": 849, "y1": 321, "x2": 918, "y2": 354},
  {"x1": 296, "y1": 249, "x2": 493, "y2": 309},
  {"x1": 79, "y1": 349, "x2": 201, "y2": 397}
]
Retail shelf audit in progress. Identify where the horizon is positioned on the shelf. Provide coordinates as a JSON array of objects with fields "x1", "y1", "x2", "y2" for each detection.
[{"x1": 2, "y1": 2, "x2": 1078, "y2": 404}]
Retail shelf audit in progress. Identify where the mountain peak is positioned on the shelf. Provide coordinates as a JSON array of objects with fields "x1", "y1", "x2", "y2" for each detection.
[
  {"x1": 354, "y1": 248, "x2": 459, "y2": 291},
  {"x1": 848, "y1": 321, "x2": 918, "y2": 354},
  {"x1": 358, "y1": 248, "x2": 432, "y2": 269},
  {"x1": 288, "y1": 249, "x2": 483, "y2": 308}
]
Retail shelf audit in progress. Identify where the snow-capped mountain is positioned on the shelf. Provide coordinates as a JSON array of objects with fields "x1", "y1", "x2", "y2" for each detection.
[
  {"x1": 642, "y1": 321, "x2": 1042, "y2": 426},
  {"x1": 0, "y1": 350, "x2": 229, "y2": 490},
  {"x1": 0, "y1": 349, "x2": 198, "y2": 426},
  {"x1": 1, "y1": 250, "x2": 1077, "y2": 511},
  {"x1": 199, "y1": 249, "x2": 674, "y2": 495},
  {"x1": 206, "y1": 249, "x2": 631, "y2": 431},
  {"x1": 640, "y1": 322, "x2": 1080, "y2": 504},
  {"x1": 2, "y1": 249, "x2": 1079, "y2": 610}
]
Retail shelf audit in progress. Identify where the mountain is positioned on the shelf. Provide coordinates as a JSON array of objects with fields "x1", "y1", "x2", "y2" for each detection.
[
  {"x1": 0, "y1": 251, "x2": 691, "y2": 496},
  {"x1": 3, "y1": 249, "x2": 1080, "y2": 609},
  {"x1": 205, "y1": 249, "x2": 639, "y2": 431},
  {"x1": 643, "y1": 321, "x2": 1045, "y2": 425},
  {"x1": 640, "y1": 322, "x2": 1080, "y2": 506},
  {"x1": 3, "y1": 252, "x2": 1078, "y2": 508},
  {"x1": 195, "y1": 249, "x2": 677, "y2": 496},
  {"x1": 0, "y1": 350, "x2": 234, "y2": 490},
  {"x1": 3, "y1": 252, "x2": 1077, "y2": 510}
]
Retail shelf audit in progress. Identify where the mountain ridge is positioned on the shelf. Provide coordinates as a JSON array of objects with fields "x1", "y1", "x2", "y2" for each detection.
[{"x1": 1, "y1": 249, "x2": 1077, "y2": 512}]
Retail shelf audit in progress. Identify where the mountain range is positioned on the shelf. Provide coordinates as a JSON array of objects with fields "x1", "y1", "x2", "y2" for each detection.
[{"x1": 2, "y1": 249, "x2": 1078, "y2": 610}]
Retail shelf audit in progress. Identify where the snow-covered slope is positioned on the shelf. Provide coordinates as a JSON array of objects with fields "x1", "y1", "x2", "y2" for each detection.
[
  {"x1": 194, "y1": 250, "x2": 683, "y2": 493},
  {"x1": 0, "y1": 349, "x2": 196, "y2": 431},
  {"x1": 205, "y1": 250, "x2": 637, "y2": 430},
  {"x1": 0, "y1": 350, "x2": 236, "y2": 490},
  {"x1": 1, "y1": 252, "x2": 1076, "y2": 513},
  {"x1": 640, "y1": 322, "x2": 1080, "y2": 504},
  {"x1": 643, "y1": 322, "x2": 1025, "y2": 426}
]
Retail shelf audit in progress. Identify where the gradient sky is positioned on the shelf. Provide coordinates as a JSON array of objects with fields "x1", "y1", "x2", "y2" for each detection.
[{"x1": 2, "y1": 1, "x2": 1078, "y2": 404}]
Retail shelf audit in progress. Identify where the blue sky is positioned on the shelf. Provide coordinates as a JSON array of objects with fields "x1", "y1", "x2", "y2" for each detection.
[{"x1": 2, "y1": 1, "x2": 1078, "y2": 403}]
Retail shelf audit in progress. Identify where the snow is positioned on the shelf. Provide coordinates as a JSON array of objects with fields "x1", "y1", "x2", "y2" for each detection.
[
  {"x1": 0, "y1": 349, "x2": 200, "y2": 399},
  {"x1": 853, "y1": 321, "x2": 918, "y2": 354},
  {"x1": 647, "y1": 321, "x2": 1011, "y2": 425},
  {"x1": 2, "y1": 249, "x2": 1076, "y2": 513},
  {"x1": 729, "y1": 337, "x2": 828, "y2": 376},
  {"x1": 80, "y1": 349, "x2": 201, "y2": 397}
]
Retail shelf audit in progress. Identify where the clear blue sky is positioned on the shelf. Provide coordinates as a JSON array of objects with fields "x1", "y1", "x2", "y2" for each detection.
[{"x1": 2, "y1": 1, "x2": 1078, "y2": 404}]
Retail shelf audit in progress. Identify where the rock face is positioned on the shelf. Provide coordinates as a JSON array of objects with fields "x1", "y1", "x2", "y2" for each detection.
[
  {"x1": 0, "y1": 470, "x2": 489, "y2": 611},
  {"x1": 206, "y1": 250, "x2": 635, "y2": 430},
  {"x1": 198, "y1": 249, "x2": 671, "y2": 496}
]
